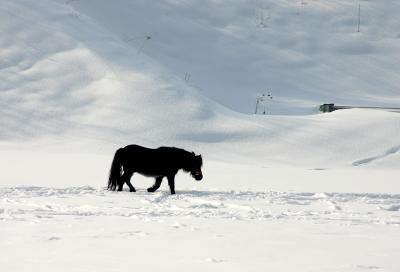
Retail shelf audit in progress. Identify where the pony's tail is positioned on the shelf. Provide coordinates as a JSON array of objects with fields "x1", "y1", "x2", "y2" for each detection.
[{"x1": 108, "y1": 148, "x2": 123, "y2": 191}]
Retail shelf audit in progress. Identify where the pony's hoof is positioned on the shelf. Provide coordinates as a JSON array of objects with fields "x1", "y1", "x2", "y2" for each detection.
[
  {"x1": 147, "y1": 188, "x2": 155, "y2": 192},
  {"x1": 130, "y1": 189, "x2": 136, "y2": 192}
]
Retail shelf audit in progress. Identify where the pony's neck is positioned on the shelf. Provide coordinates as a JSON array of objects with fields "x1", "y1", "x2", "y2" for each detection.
[{"x1": 179, "y1": 150, "x2": 193, "y2": 172}]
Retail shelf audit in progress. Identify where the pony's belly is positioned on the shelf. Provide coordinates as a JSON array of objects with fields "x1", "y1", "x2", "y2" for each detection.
[{"x1": 137, "y1": 171, "x2": 164, "y2": 178}]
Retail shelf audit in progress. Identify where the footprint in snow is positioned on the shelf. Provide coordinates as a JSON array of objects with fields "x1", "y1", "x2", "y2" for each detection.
[
  {"x1": 356, "y1": 265, "x2": 381, "y2": 270},
  {"x1": 120, "y1": 231, "x2": 148, "y2": 237},
  {"x1": 379, "y1": 205, "x2": 400, "y2": 212},
  {"x1": 171, "y1": 222, "x2": 197, "y2": 231},
  {"x1": 48, "y1": 236, "x2": 61, "y2": 241},
  {"x1": 326, "y1": 200, "x2": 342, "y2": 211},
  {"x1": 205, "y1": 258, "x2": 225, "y2": 263},
  {"x1": 172, "y1": 222, "x2": 187, "y2": 229}
]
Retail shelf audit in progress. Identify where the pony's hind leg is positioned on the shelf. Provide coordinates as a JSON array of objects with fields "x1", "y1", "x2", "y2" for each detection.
[
  {"x1": 147, "y1": 176, "x2": 163, "y2": 192},
  {"x1": 119, "y1": 169, "x2": 135, "y2": 192},
  {"x1": 117, "y1": 178, "x2": 124, "y2": 191},
  {"x1": 125, "y1": 170, "x2": 136, "y2": 192},
  {"x1": 125, "y1": 176, "x2": 136, "y2": 192}
]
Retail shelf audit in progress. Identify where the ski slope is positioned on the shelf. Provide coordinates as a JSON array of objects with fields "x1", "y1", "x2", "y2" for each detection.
[
  {"x1": 0, "y1": 0, "x2": 399, "y2": 271},
  {"x1": 65, "y1": 0, "x2": 400, "y2": 114}
]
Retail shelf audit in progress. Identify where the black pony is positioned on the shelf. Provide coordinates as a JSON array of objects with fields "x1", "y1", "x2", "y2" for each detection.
[{"x1": 108, "y1": 144, "x2": 203, "y2": 194}]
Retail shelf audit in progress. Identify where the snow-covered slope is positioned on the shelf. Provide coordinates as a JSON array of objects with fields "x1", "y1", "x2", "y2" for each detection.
[
  {"x1": 1, "y1": 0, "x2": 400, "y2": 169},
  {"x1": 65, "y1": 0, "x2": 400, "y2": 114},
  {"x1": 0, "y1": 0, "x2": 218, "y2": 144}
]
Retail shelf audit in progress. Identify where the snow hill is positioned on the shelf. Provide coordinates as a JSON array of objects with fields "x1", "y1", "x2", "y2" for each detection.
[
  {"x1": 68, "y1": 0, "x2": 400, "y2": 114},
  {"x1": 1, "y1": 0, "x2": 400, "y2": 172}
]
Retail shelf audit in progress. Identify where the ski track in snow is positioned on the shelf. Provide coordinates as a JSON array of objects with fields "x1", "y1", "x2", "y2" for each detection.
[
  {"x1": 352, "y1": 145, "x2": 400, "y2": 166},
  {"x1": 1, "y1": 186, "x2": 399, "y2": 226}
]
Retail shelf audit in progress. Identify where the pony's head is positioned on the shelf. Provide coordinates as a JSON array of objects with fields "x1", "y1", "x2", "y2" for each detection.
[{"x1": 185, "y1": 152, "x2": 203, "y2": 181}]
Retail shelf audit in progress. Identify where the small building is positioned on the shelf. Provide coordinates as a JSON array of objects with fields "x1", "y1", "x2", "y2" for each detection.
[
  {"x1": 319, "y1": 103, "x2": 400, "y2": 113},
  {"x1": 319, "y1": 104, "x2": 335, "y2": 113}
]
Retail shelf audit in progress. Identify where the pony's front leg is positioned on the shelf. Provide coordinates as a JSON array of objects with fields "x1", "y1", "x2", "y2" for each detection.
[
  {"x1": 147, "y1": 176, "x2": 163, "y2": 192},
  {"x1": 167, "y1": 175, "x2": 176, "y2": 195}
]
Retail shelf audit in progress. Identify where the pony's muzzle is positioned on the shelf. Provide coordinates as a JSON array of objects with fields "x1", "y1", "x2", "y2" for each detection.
[{"x1": 193, "y1": 171, "x2": 203, "y2": 181}]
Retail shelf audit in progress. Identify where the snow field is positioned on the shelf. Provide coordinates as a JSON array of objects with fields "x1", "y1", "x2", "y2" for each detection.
[
  {"x1": 1, "y1": 185, "x2": 400, "y2": 272},
  {"x1": 1, "y1": 186, "x2": 400, "y2": 225}
]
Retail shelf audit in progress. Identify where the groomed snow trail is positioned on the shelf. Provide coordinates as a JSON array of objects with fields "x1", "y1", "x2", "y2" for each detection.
[{"x1": 2, "y1": 186, "x2": 399, "y2": 226}]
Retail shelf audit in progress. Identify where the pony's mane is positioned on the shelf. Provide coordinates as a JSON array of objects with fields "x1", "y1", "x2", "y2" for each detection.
[{"x1": 158, "y1": 146, "x2": 192, "y2": 156}]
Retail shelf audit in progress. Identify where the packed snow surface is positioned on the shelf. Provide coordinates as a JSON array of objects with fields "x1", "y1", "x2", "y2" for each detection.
[
  {"x1": 1, "y1": 185, "x2": 400, "y2": 272},
  {"x1": 1, "y1": 0, "x2": 400, "y2": 271}
]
